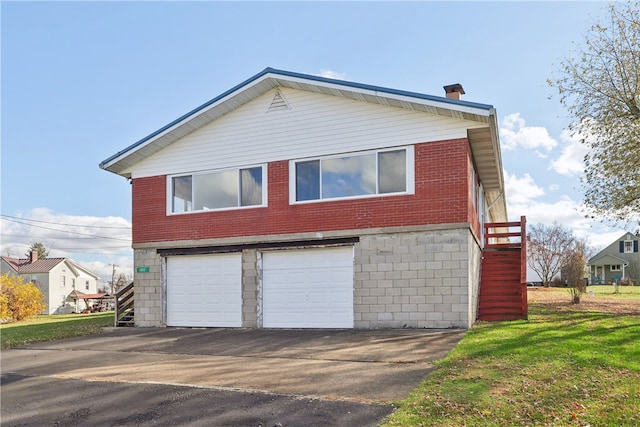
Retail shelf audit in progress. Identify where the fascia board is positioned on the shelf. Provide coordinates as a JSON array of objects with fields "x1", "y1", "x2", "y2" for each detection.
[
  {"x1": 100, "y1": 70, "x2": 277, "y2": 172},
  {"x1": 266, "y1": 70, "x2": 494, "y2": 117}
]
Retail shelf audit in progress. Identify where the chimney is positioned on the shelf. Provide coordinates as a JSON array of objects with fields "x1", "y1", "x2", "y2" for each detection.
[
  {"x1": 30, "y1": 250, "x2": 38, "y2": 263},
  {"x1": 444, "y1": 83, "x2": 465, "y2": 100}
]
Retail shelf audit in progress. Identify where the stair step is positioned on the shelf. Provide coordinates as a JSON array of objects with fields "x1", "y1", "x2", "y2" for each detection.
[{"x1": 478, "y1": 313, "x2": 527, "y2": 321}]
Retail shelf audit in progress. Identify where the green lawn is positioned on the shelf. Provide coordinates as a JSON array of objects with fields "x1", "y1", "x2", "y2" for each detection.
[
  {"x1": 384, "y1": 292, "x2": 640, "y2": 426},
  {"x1": 0, "y1": 312, "x2": 114, "y2": 349},
  {"x1": 586, "y1": 284, "x2": 640, "y2": 298}
]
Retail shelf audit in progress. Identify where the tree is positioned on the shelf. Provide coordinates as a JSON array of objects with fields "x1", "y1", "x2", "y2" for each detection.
[
  {"x1": 548, "y1": 1, "x2": 640, "y2": 222},
  {"x1": 25, "y1": 242, "x2": 49, "y2": 260},
  {"x1": 112, "y1": 272, "x2": 131, "y2": 294},
  {"x1": 0, "y1": 273, "x2": 46, "y2": 321},
  {"x1": 563, "y1": 238, "x2": 591, "y2": 303},
  {"x1": 527, "y1": 223, "x2": 576, "y2": 287}
]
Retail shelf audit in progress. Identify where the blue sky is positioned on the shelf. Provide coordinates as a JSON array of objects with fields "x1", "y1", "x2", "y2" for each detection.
[{"x1": 1, "y1": 1, "x2": 632, "y2": 283}]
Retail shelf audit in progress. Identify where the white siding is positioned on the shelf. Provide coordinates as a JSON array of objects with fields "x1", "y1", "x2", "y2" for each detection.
[
  {"x1": 128, "y1": 87, "x2": 486, "y2": 178},
  {"x1": 49, "y1": 264, "x2": 71, "y2": 314}
]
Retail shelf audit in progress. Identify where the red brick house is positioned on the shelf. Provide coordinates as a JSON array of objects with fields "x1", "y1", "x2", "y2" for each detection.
[{"x1": 100, "y1": 68, "x2": 516, "y2": 329}]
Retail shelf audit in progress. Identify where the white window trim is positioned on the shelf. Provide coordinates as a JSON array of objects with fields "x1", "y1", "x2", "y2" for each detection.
[
  {"x1": 166, "y1": 164, "x2": 268, "y2": 215},
  {"x1": 289, "y1": 146, "x2": 415, "y2": 205},
  {"x1": 623, "y1": 240, "x2": 633, "y2": 253},
  {"x1": 610, "y1": 264, "x2": 621, "y2": 272}
]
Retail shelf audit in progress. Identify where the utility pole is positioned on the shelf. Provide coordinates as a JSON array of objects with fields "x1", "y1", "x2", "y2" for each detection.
[{"x1": 110, "y1": 264, "x2": 118, "y2": 293}]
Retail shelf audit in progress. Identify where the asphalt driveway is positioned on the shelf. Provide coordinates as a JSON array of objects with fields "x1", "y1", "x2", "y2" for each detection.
[{"x1": 1, "y1": 327, "x2": 464, "y2": 426}]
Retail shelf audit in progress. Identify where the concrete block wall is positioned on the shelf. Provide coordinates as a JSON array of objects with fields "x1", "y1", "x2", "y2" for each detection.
[
  {"x1": 242, "y1": 249, "x2": 258, "y2": 327},
  {"x1": 354, "y1": 228, "x2": 475, "y2": 329},
  {"x1": 133, "y1": 248, "x2": 163, "y2": 327}
]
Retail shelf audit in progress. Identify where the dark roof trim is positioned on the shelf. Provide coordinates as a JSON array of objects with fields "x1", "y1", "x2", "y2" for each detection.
[
  {"x1": 157, "y1": 236, "x2": 359, "y2": 257},
  {"x1": 99, "y1": 67, "x2": 494, "y2": 169}
]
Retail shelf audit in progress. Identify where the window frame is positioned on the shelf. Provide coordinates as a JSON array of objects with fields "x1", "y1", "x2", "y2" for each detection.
[
  {"x1": 610, "y1": 264, "x2": 621, "y2": 272},
  {"x1": 623, "y1": 240, "x2": 633, "y2": 253},
  {"x1": 288, "y1": 146, "x2": 415, "y2": 204},
  {"x1": 167, "y1": 164, "x2": 267, "y2": 215}
]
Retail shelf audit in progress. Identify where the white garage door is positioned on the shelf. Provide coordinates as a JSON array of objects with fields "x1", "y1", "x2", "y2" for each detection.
[
  {"x1": 262, "y1": 246, "x2": 354, "y2": 328},
  {"x1": 167, "y1": 253, "x2": 242, "y2": 327}
]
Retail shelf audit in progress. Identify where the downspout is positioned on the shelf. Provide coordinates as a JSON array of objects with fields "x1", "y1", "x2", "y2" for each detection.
[{"x1": 486, "y1": 191, "x2": 505, "y2": 212}]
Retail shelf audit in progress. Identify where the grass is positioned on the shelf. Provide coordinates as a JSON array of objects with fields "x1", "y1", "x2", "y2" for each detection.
[
  {"x1": 585, "y1": 284, "x2": 640, "y2": 298},
  {"x1": 0, "y1": 312, "x2": 114, "y2": 349},
  {"x1": 2, "y1": 288, "x2": 638, "y2": 425},
  {"x1": 384, "y1": 288, "x2": 640, "y2": 427}
]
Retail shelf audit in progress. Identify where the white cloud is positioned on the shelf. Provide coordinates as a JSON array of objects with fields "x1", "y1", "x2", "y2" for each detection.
[
  {"x1": 504, "y1": 171, "x2": 545, "y2": 204},
  {"x1": 548, "y1": 128, "x2": 588, "y2": 177},
  {"x1": 0, "y1": 208, "x2": 132, "y2": 283},
  {"x1": 318, "y1": 69, "x2": 347, "y2": 80},
  {"x1": 500, "y1": 113, "x2": 558, "y2": 154}
]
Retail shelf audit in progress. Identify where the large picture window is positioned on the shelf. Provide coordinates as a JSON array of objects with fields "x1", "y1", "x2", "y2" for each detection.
[
  {"x1": 169, "y1": 166, "x2": 265, "y2": 214},
  {"x1": 291, "y1": 147, "x2": 413, "y2": 203}
]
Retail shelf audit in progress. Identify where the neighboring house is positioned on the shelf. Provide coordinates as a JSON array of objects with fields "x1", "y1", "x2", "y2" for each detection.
[
  {"x1": 588, "y1": 232, "x2": 640, "y2": 284},
  {"x1": 1, "y1": 252, "x2": 99, "y2": 314},
  {"x1": 100, "y1": 67, "x2": 511, "y2": 329}
]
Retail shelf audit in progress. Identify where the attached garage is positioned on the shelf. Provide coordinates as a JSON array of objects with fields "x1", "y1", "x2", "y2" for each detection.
[
  {"x1": 166, "y1": 253, "x2": 242, "y2": 327},
  {"x1": 261, "y1": 246, "x2": 354, "y2": 328}
]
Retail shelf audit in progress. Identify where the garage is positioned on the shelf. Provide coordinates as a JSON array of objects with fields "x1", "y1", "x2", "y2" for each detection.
[
  {"x1": 166, "y1": 253, "x2": 242, "y2": 327},
  {"x1": 262, "y1": 246, "x2": 354, "y2": 328}
]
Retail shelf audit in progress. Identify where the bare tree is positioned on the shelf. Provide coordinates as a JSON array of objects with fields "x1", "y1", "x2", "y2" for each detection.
[
  {"x1": 563, "y1": 238, "x2": 592, "y2": 303},
  {"x1": 112, "y1": 272, "x2": 131, "y2": 294},
  {"x1": 527, "y1": 223, "x2": 576, "y2": 287}
]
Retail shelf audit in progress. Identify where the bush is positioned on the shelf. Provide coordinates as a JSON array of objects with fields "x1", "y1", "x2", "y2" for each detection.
[{"x1": 0, "y1": 273, "x2": 46, "y2": 322}]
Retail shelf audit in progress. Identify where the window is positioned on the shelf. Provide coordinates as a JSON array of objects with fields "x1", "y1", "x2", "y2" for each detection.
[
  {"x1": 61, "y1": 276, "x2": 66, "y2": 287},
  {"x1": 611, "y1": 265, "x2": 621, "y2": 272},
  {"x1": 169, "y1": 166, "x2": 265, "y2": 214},
  {"x1": 85, "y1": 280, "x2": 90, "y2": 290},
  {"x1": 291, "y1": 147, "x2": 413, "y2": 203},
  {"x1": 72, "y1": 278, "x2": 76, "y2": 289},
  {"x1": 624, "y1": 240, "x2": 633, "y2": 253}
]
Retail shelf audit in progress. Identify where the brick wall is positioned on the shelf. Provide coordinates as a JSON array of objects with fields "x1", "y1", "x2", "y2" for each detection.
[{"x1": 132, "y1": 139, "x2": 475, "y2": 244}]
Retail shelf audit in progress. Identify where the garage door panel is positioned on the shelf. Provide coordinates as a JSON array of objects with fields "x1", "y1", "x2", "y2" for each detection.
[
  {"x1": 167, "y1": 253, "x2": 242, "y2": 327},
  {"x1": 263, "y1": 247, "x2": 354, "y2": 328}
]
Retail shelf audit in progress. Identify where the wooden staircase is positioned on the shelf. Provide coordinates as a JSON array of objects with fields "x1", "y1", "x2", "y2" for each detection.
[
  {"x1": 478, "y1": 216, "x2": 528, "y2": 321},
  {"x1": 114, "y1": 281, "x2": 135, "y2": 327}
]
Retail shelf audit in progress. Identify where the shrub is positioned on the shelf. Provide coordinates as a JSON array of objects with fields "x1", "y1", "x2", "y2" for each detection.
[
  {"x1": 619, "y1": 278, "x2": 635, "y2": 286},
  {"x1": 0, "y1": 273, "x2": 46, "y2": 322}
]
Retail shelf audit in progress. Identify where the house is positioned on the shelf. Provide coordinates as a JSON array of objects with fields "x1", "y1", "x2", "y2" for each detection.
[
  {"x1": 588, "y1": 232, "x2": 640, "y2": 285},
  {"x1": 1, "y1": 252, "x2": 100, "y2": 314},
  {"x1": 100, "y1": 67, "x2": 519, "y2": 329}
]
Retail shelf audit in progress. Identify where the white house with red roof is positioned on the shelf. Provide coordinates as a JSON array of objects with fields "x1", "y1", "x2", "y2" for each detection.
[{"x1": 1, "y1": 251, "x2": 100, "y2": 314}]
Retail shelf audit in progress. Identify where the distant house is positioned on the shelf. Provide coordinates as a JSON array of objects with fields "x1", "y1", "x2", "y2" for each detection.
[
  {"x1": 0, "y1": 251, "x2": 99, "y2": 314},
  {"x1": 588, "y1": 232, "x2": 640, "y2": 284},
  {"x1": 100, "y1": 67, "x2": 525, "y2": 330}
]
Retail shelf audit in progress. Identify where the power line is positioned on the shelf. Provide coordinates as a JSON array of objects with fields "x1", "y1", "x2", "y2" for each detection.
[
  {"x1": 1, "y1": 233, "x2": 129, "y2": 241},
  {"x1": 1, "y1": 217, "x2": 131, "y2": 241},
  {"x1": 0, "y1": 214, "x2": 131, "y2": 229}
]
